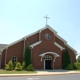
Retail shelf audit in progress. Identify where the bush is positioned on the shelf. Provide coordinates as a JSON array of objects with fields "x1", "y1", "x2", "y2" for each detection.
[
  {"x1": 26, "y1": 64, "x2": 34, "y2": 71},
  {"x1": 13, "y1": 62, "x2": 17, "y2": 70},
  {"x1": 74, "y1": 62, "x2": 80, "y2": 69},
  {"x1": 15, "y1": 62, "x2": 22, "y2": 71},
  {"x1": 66, "y1": 64, "x2": 73, "y2": 70},
  {"x1": 22, "y1": 61, "x2": 25, "y2": 70},
  {"x1": 73, "y1": 63, "x2": 78, "y2": 70},
  {"x1": 5, "y1": 60, "x2": 13, "y2": 70}
]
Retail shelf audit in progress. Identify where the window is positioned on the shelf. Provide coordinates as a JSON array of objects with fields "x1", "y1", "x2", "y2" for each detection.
[
  {"x1": 45, "y1": 33, "x2": 51, "y2": 40},
  {"x1": 12, "y1": 56, "x2": 17, "y2": 63},
  {"x1": 44, "y1": 55, "x2": 52, "y2": 60}
]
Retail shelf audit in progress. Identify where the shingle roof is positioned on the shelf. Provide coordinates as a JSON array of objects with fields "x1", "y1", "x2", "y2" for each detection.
[{"x1": 0, "y1": 44, "x2": 8, "y2": 49}]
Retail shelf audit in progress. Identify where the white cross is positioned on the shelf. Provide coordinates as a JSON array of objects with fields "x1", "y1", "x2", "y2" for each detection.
[{"x1": 44, "y1": 14, "x2": 50, "y2": 25}]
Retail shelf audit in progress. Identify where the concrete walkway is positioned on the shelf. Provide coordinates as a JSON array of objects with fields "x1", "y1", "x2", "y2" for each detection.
[{"x1": 0, "y1": 69, "x2": 80, "y2": 77}]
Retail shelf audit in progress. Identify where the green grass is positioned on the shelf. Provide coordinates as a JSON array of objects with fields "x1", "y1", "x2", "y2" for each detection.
[
  {"x1": 0, "y1": 70, "x2": 36, "y2": 74},
  {"x1": 73, "y1": 69, "x2": 80, "y2": 71}
]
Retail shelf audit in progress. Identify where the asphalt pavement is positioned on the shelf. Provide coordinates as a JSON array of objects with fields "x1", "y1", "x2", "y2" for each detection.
[{"x1": 0, "y1": 74, "x2": 80, "y2": 80}]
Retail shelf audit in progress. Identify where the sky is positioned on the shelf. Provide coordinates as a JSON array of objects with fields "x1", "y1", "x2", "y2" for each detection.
[{"x1": 0, "y1": 0, "x2": 80, "y2": 57}]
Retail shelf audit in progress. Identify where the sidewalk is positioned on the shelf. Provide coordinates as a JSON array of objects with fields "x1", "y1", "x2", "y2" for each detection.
[{"x1": 0, "y1": 70, "x2": 80, "y2": 77}]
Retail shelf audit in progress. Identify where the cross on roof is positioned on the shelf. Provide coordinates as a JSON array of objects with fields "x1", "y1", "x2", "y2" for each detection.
[{"x1": 44, "y1": 14, "x2": 50, "y2": 25}]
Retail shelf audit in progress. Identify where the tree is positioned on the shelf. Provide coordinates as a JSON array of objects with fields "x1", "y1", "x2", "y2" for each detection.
[
  {"x1": 77, "y1": 56, "x2": 80, "y2": 62},
  {"x1": 62, "y1": 49, "x2": 71, "y2": 69},
  {"x1": 23, "y1": 43, "x2": 32, "y2": 68}
]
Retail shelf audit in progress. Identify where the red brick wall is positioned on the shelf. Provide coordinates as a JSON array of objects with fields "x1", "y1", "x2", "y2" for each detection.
[
  {"x1": 55, "y1": 36, "x2": 65, "y2": 48},
  {"x1": 6, "y1": 41, "x2": 24, "y2": 64},
  {"x1": 1, "y1": 28, "x2": 76, "y2": 69},
  {"x1": 1, "y1": 33, "x2": 39, "y2": 69},
  {"x1": 32, "y1": 29, "x2": 62, "y2": 69},
  {"x1": 25, "y1": 33, "x2": 39, "y2": 45}
]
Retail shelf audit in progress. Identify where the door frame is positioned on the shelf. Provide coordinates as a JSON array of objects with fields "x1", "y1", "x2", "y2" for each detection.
[{"x1": 43, "y1": 55, "x2": 53, "y2": 69}]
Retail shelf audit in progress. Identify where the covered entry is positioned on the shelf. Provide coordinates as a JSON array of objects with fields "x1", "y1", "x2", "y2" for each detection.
[
  {"x1": 39, "y1": 52, "x2": 60, "y2": 69},
  {"x1": 44, "y1": 55, "x2": 52, "y2": 69}
]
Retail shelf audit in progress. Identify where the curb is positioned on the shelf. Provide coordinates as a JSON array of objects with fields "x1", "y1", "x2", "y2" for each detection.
[{"x1": 0, "y1": 72, "x2": 80, "y2": 77}]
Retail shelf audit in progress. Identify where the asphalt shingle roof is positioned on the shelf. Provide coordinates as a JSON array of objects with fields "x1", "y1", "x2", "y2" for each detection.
[{"x1": 0, "y1": 44, "x2": 8, "y2": 49}]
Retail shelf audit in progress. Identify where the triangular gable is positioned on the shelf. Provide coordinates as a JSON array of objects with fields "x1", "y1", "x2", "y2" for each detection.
[{"x1": 0, "y1": 25, "x2": 77, "y2": 55}]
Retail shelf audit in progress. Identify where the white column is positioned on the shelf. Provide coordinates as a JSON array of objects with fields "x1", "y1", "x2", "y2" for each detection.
[
  {"x1": 0, "y1": 50, "x2": 3, "y2": 68},
  {"x1": 44, "y1": 59, "x2": 45, "y2": 70},
  {"x1": 5, "y1": 47, "x2": 8, "y2": 65},
  {"x1": 38, "y1": 30, "x2": 41, "y2": 41},
  {"x1": 23, "y1": 37, "x2": 26, "y2": 57},
  {"x1": 53, "y1": 59, "x2": 54, "y2": 69},
  {"x1": 30, "y1": 47, "x2": 32, "y2": 62}
]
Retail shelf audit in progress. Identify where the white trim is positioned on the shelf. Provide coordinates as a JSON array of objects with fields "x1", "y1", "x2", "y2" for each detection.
[
  {"x1": 0, "y1": 50, "x2": 3, "y2": 68},
  {"x1": 0, "y1": 31, "x2": 39, "y2": 49},
  {"x1": 40, "y1": 25, "x2": 57, "y2": 34},
  {"x1": 54, "y1": 42, "x2": 65, "y2": 51},
  {"x1": 12, "y1": 56, "x2": 17, "y2": 63},
  {"x1": 39, "y1": 52, "x2": 60, "y2": 59},
  {"x1": 0, "y1": 56, "x2": 1, "y2": 68},
  {"x1": 41, "y1": 53, "x2": 59, "y2": 70},
  {"x1": 5, "y1": 48, "x2": 8, "y2": 65},
  {"x1": 53, "y1": 60, "x2": 54, "y2": 69},
  {"x1": 44, "y1": 55, "x2": 52, "y2": 60},
  {"x1": 23, "y1": 38, "x2": 26, "y2": 57},
  {"x1": 0, "y1": 53, "x2": 2, "y2": 68},
  {"x1": 0, "y1": 25, "x2": 76, "y2": 55},
  {"x1": 38, "y1": 30, "x2": 41, "y2": 41},
  {"x1": 55, "y1": 34, "x2": 67, "y2": 44},
  {"x1": 30, "y1": 48, "x2": 32, "y2": 62},
  {"x1": 66, "y1": 44, "x2": 77, "y2": 55},
  {"x1": 44, "y1": 59, "x2": 45, "y2": 70},
  {"x1": 30, "y1": 41, "x2": 42, "y2": 48}
]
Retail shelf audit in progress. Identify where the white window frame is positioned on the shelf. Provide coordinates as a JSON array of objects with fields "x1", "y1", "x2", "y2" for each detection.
[
  {"x1": 45, "y1": 33, "x2": 51, "y2": 40},
  {"x1": 12, "y1": 56, "x2": 17, "y2": 63}
]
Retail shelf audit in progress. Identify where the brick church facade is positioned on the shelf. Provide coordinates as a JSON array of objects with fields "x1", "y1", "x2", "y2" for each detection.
[{"x1": 0, "y1": 25, "x2": 77, "y2": 69}]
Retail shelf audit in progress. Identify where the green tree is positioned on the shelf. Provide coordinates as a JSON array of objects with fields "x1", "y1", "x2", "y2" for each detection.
[
  {"x1": 77, "y1": 56, "x2": 80, "y2": 62},
  {"x1": 23, "y1": 43, "x2": 31, "y2": 68},
  {"x1": 62, "y1": 49, "x2": 71, "y2": 69}
]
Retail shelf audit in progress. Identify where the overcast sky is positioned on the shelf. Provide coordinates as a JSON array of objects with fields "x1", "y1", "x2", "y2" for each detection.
[{"x1": 0, "y1": 0, "x2": 80, "y2": 56}]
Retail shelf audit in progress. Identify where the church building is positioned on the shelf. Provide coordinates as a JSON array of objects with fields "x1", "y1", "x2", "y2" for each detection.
[{"x1": 0, "y1": 24, "x2": 77, "y2": 69}]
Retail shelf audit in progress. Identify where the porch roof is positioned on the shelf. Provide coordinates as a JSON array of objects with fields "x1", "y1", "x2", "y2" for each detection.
[{"x1": 39, "y1": 52, "x2": 60, "y2": 57}]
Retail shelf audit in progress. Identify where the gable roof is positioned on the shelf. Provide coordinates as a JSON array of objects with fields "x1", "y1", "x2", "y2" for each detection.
[
  {"x1": 0, "y1": 25, "x2": 77, "y2": 55},
  {"x1": 0, "y1": 44, "x2": 8, "y2": 49}
]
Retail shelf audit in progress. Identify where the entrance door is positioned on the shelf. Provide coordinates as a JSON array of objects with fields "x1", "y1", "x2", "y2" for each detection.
[{"x1": 45, "y1": 60, "x2": 51, "y2": 69}]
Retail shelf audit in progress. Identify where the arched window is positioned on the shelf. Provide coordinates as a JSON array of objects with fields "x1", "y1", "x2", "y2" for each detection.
[{"x1": 44, "y1": 55, "x2": 52, "y2": 60}]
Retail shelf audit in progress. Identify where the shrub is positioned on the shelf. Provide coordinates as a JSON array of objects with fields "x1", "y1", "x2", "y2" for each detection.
[
  {"x1": 26, "y1": 64, "x2": 34, "y2": 71},
  {"x1": 5, "y1": 60, "x2": 13, "y2": 70},
  {"x1": 15, "y1": 62, "x2": 22, "y2": 71},
  {"x1": 66, "y1": 64, "x2": 73, "y2": 70},
  {"x1": 73, "y1": 63, "x2": 78, "y2": 70},
  {"x1": 74, "y1": 61, "x2": 80, "y2": 69},
  {"x1": 13, "y1": 62, "x2": 17, "y2": 70},
  {"x1": 22, "y1": 61, "x2": 25, "y2": 70}
]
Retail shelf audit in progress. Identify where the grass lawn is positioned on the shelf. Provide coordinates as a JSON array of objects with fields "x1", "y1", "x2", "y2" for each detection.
[
  {"x1": 73, "y1": 70, "x2": 80, "y2": 71},
  {"x1": 0, "y1": 70, "x2": 36, "y2": 74}
]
